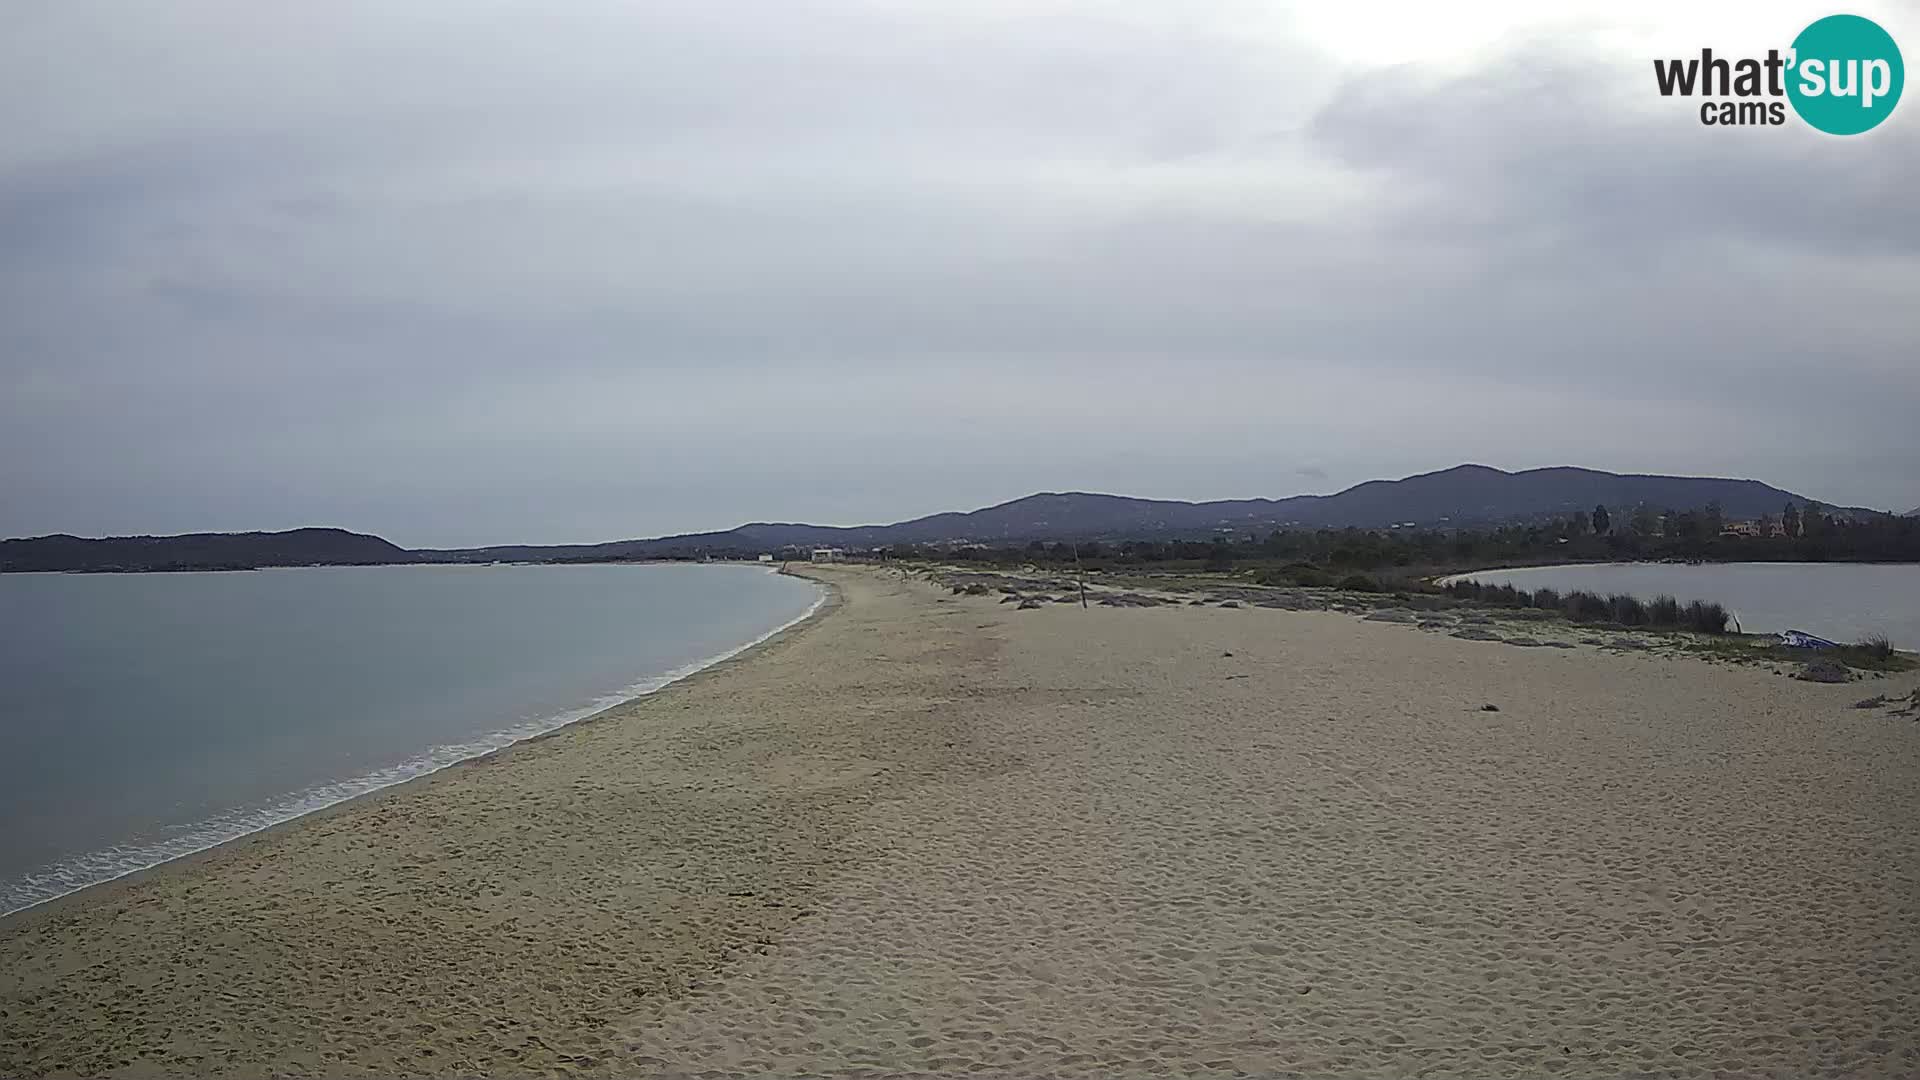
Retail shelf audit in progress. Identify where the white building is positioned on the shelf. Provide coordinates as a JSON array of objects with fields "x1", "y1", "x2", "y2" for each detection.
[{"x1": 810, "y1": 547, "x2": 843, "y2": 563}]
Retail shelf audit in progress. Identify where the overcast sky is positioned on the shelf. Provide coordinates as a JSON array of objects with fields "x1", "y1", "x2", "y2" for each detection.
[{"x1": 3, "y1": 1, "x2": 1915, "y2": 547}]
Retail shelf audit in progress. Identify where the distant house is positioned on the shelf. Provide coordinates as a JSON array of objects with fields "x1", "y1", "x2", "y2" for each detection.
[
  {"x1": 757, "y1": 553, "x2": 774, "y2": 563},
  {"x1": 810, "y1": 548, "x2": 843, "y2": 563}
]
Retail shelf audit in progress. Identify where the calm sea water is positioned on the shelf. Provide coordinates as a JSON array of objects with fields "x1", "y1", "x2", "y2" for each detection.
[
  {"x1": 0, "y1": 562, "x2": 822, "y2": 914},
  {"x1": 1450, "y1": 562, "x2": 1920, "y2": 647}
]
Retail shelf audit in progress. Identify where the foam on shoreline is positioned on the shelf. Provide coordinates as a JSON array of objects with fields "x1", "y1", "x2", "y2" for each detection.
[{"x1": 0, "y1": 574, "x2": 826, "y2": 916}]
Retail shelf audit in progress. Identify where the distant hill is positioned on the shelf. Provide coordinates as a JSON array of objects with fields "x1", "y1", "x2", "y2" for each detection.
[
  {"x1": 427, "y1": 464, "x2": 1836, "y2": 561},
  {"x1": 1260, "y1": 464, "x2": 1817, "y2": 531},
  {"x1": 8, "y1": 465, "x2": 1861, "y2": 571},
  {"x1": 0, "y1": 528, "x2": 412, "y2": 573}
]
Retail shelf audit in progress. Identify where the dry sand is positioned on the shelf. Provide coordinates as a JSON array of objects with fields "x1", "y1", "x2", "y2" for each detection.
[{"x1": 4, "y1": 565, "x2": 1917, "y2": 1078}]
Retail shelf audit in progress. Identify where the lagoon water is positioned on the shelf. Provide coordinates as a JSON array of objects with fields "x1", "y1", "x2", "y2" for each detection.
[
  {"x1": 0, "y1": 562, "x2": 822, "y2": 914},
  {"x1": 1451, "y1": 562, "x2": 1920, "y2": 648}
]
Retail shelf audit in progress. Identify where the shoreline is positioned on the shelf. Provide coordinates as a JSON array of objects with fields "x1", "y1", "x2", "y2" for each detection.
[
  {"x1": 0, "y1": 567, "x2": 837, "y2": 925},
  {"x1": 1, "y1": 557, "x2": 804, "y2": 577}
]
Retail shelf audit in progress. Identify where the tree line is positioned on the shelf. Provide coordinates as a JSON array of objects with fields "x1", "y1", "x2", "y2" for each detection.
[{"x1": 894, "y1": 500, "x2": 1919, "y2": 576}]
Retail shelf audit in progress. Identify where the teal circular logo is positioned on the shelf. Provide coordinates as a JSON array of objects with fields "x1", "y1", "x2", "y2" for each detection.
[{"x1": 1787, "y1": 14, "x2": 1903, "y2": 135}]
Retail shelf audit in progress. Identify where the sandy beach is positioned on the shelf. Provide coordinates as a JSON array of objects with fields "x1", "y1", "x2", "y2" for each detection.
[{"x1": 4, "y1": 565, "x2": 1918, "y2": 1077}]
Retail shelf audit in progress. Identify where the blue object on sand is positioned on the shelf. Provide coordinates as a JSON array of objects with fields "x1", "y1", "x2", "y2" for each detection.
[{"x1": 1778, "y1": 630, "x2": 1839, "y2": 649}]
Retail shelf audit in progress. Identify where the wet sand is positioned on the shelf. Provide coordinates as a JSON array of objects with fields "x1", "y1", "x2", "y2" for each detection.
[{"x1": 4, "y1": 566, "x2": 1917, "y2": 1077}]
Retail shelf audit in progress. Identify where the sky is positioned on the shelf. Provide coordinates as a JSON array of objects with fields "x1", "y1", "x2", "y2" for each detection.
[{"x1": 3, "y1": 1, "x2": 1916, "y2": 547}]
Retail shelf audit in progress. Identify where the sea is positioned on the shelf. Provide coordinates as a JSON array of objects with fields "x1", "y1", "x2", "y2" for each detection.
[
  {"x1": 0, "y1": 562, "x2": 823, "y2": 915},
  {"x1": 1446, "y1": 562, "x2": 1920, "y2": 648}
]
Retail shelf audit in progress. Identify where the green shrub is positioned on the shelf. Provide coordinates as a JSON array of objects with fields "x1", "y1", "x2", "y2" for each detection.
[
  {"x1": 1855, "y1": 634, "x2": 1895, "y2": 660},
  {"x1": 1255, "y1": 562, "x2": 1332, "y2": 588},
  {"x1": 1565, "y1": 590, "x2": 1612, "y2": 622},
  {"x1": 1487, "y1": 583, "x2": 1525, "y2": 607},
  {"x1": 1648, "y1": 595, "x2": 1682, "y2": 626},
  {"x1": 1338, "y1": 573, "x2": 1380, "y2": 593},
  {"x1": 1290, "y1": 565, "x2": 1332, "y2": 587},
  {"x1": 1683, "y1": 600, "x2": 1730, "y2": 633},
  {"x1": 1608, "y1": 593, "x2": 1650, "y2": 625}
]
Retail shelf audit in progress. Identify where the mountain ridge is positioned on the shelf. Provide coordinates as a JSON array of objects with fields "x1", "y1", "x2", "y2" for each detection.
[
  {"x1": 3, "y1": 464, "x2": 1873, "y2": 571},
  {"x1": 429, "y1": 464, "x2": 1843, "y2": 561},
  {"x1": 0, "y1": 527, "x2": 412, "y2": 573}
]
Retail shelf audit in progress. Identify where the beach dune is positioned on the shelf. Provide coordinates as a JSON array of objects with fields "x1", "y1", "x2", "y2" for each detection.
[{"x1": 4, "y1": 566, "x2": 1917, "y2": 1077}]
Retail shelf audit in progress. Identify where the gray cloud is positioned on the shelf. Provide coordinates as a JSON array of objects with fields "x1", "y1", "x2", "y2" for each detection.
[{"x1": 2, "y1": 3, "x2": 1915, "y2": 545}]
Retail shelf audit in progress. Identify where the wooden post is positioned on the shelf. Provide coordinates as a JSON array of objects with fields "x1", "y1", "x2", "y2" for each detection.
[{"x1": 1073, "y1": 542, "x2": 1088, "y2": 609}]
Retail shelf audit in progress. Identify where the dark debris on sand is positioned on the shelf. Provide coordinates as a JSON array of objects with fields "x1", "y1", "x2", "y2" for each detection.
[{"x1": 1794, "y1": 659, "x2": 1854, "y2": 684}]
